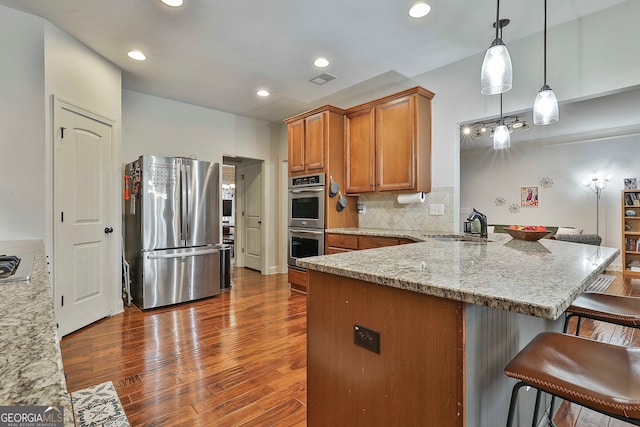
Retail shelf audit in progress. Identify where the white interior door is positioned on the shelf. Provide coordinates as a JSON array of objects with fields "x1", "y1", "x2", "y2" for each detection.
[
  {"x1": 54, "y1": 101, "x2": 113, "y2": 336},
  {"x1": 242, "y1": 161, "x2": 263, "y2": 271}
]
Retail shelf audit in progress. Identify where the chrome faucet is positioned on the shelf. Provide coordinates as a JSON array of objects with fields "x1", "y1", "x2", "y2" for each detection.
[{"x1": 467, "y1": 208, "x2": 488, "y2": 238}]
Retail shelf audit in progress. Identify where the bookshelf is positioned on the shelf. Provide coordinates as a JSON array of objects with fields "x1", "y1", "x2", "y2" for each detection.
[{"x1": 623, "y1": 189, "x2": 640, "y2": 276}]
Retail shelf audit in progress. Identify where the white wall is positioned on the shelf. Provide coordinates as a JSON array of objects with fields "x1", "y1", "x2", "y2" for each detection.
[
  {"x1": 43, "y1": 22, "x2": 122, "y2": 260},
  {"x1": 461, "y1": 134, "x2": 640, "y2": 250},
  {"x1": 410, "y1": 0, "x2": 640, "y2": 228},
  {"x1": 0, "y1": 6, "x2": 45, "y2": 240},
  {"x1": 122, "y1": 90, "x2": 283, "y2": 273}
]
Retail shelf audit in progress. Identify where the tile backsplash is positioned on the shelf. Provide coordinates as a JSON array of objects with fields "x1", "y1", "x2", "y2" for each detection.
[{"x1": 357, "y1": 187, "x2": 454, "y2": 232}]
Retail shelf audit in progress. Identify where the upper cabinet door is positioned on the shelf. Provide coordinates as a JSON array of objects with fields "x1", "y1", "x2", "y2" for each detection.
[
  {"x1": 305, "y1": 112, "x2": 326, "y2": 171},
  {"x1": 375, "y1": 94, "x2": 415, "y2": 192},
  {"x1": 288, "y1": 119, "x2": 305, "y2": 173},
  {"x1": 345, "y1": 108, "x2": 376, "y2": 193}
]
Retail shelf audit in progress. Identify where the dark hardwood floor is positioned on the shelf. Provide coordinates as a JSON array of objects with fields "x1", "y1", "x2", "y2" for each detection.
[
  {"x1": 61, "y1": 268, "x2": 307, "y2": 426},
  {"x1": 61, "y1": 269, "x2": 640, "y2": 426}
]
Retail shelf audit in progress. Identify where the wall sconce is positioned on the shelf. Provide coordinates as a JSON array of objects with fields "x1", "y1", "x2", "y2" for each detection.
[{"x1": 583, "y1": 175, "x2": 612, "y2": 235}]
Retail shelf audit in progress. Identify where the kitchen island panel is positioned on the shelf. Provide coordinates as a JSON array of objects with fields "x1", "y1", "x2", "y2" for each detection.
[{"x1": 307, "y1": 270, "x2": 464, "y2": 427}]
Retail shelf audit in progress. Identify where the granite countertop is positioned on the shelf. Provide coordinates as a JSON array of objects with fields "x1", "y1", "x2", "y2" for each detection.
[
  {"x1": 300, "y1": 229, "x2": 620, "y2": 320},
  {"x1": 0, "y1": 240, "x2": 74, "y2": 425}
]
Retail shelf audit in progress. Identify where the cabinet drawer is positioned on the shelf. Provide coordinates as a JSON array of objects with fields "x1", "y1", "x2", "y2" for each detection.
[
  {"x1": 359, "y1": 235, "x2": 400, "y2": 249},
  {"x1": 288, "y1": 268, "x2": 308, "y2": 293},
  {"x1": 326, "y1": 247, "x2": 354, "y2": 255},
  {"x1": 326, "y1": 233, "x2": 359, "y2": 250}
]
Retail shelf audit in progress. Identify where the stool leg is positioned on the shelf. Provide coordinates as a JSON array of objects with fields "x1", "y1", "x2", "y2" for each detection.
[
  {"x1": 507, "y1": 381, "x2": 526, "y2": 427},
  {"x1": 548, "y1": 395, "x2": 557, "y2": 426},
  {"x1": 531, "y1": 389, "x2": 541, "y2": 427},
  {"x1": 562, "y1": 313, "x2": 571, "y2": 333},
  {"x1": 575, "y1": 316, "x2": 583, "y2": 336}
]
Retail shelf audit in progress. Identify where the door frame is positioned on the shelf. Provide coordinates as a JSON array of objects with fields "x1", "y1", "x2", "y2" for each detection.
[
  {"x1": 51, "y1": 96, "x2": 120, "y2": 327},
  {"x1": 235, "y1": 159, "x2": 265, "y2": 273}
]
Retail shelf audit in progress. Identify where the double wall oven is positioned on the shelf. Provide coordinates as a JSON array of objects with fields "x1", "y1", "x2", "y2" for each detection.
[{"x1": 288, "y1": 173, "x2": 325, "y2": 270}]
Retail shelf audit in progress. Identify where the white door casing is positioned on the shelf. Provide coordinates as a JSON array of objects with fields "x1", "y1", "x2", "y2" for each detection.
[
  {"x1": 54, "y1": 100, "x2": 113, "y2": 336},
  {"x1": 242, "y1": 161, "x2": 263, "y2": 272}
]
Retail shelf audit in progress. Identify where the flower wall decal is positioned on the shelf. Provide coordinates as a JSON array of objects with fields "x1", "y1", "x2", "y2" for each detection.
[
  {"x1": 539, "y1": 177, "x2": 554, "y2": 188},
  {"x1": 508, "y1": 203, "x2": 520, "y2": 214},
  {"x1": 495, "y1": 196, "x2": 506, "y2": 206}
]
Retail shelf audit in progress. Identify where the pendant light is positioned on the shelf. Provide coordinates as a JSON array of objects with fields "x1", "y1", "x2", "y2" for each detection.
[
  {"x1": 480, "y1": 0, "x2": 513, "y2": 95},
  {"x1": 533, "y1": 0, "x2": 559, "y2": 125},
  {"x1": 494, "y1": 94, "x2": 510, "y2": 150}
]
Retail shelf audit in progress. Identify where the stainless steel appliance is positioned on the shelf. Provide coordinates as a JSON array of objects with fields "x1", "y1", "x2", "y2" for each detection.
[
  {"x1": 288, "y1": 173, "x2": 325, "y2": 270},
  {"x1": 288, "y1": 228, "x2": 325, "y2": 268},
  {"x1": 123, "y1": 155, "x2": 221, "y2": 309},
  {"x1": 0, "y1": 254, "x2": 34, "y2": 283},
  {"x1": 288, "y1": 173, "x2": 325, "y2": 229}
]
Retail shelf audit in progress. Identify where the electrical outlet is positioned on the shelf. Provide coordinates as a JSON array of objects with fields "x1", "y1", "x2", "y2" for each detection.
[
  {"x1": 429, "y1": 204, "x2": 445, "y2": 216},
  {"x1": 354, "y1": 324, "x2": 380, "y2": 354},
  {"x1": 357, "y1": 202, "x2": 366, "y2": 214}
]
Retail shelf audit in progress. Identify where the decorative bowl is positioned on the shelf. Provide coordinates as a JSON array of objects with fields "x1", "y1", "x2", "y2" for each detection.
[{"x1": 503, "y1": 227, "x2": 551, "y2": 241}]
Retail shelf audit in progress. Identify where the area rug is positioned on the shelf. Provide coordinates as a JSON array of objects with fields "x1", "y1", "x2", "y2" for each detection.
[
  {"x1": 586, "y1": 274, "x2": 616, "y2": 293},
  {"x1": 71, "y1": 381, "x2": 130, "y2": 427}
]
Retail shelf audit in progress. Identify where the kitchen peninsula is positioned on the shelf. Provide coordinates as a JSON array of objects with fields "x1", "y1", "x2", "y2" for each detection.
[
  {"x1": 0, "y1": 240, "x2": 74, "y2": 426},
  {"x1": 298, "y1": 231, "x2": 619, "y2": 426}
]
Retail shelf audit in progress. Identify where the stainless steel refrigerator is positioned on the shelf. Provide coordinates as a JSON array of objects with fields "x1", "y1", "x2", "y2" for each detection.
[{"x1": 123, "y1": 155, "x2": 221, "y2": 309}]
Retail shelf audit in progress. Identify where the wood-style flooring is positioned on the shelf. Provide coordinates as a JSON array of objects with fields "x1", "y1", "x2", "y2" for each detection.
[
  {"x1": 61, "y1": 268, "x2": 307, "y2": 426},
  {"x1": 61, "y1": 268, "x2": 640, "y2": 426}
]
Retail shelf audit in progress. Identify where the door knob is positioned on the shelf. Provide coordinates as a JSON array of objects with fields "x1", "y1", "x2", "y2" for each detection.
[
  {"x1": 258, "y1": 220, "x2": 262, "y2": 225},
  {"x1": 104, "y1": 227, "x2": 114, "y2": 234}
]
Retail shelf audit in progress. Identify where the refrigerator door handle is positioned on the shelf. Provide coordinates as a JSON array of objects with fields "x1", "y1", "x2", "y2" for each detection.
[
  {"x1": 180, "y1": 163, "x2": 188, "y2": 242},
  {"x1": 147, "y1": 248, "x2": 220, "y2": 260}
]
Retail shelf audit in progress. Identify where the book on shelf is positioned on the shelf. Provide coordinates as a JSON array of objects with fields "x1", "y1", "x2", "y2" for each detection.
[
  {"x1": 626, "y1": 238, "x2": 640, "y2": 252},
  {"x1": 629, "y1": 260, "x2": 640, "y2": 271},
  {"x1": 626, "y1": 192, "x2": 640, "y2": 205}
]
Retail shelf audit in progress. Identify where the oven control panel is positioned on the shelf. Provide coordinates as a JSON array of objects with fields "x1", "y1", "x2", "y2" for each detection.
[{"x1": 289, "y1": 173, "x2": 325, "y2": 188}]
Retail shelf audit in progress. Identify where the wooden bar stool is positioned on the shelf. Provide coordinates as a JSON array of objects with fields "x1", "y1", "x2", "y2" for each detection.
[
  {"x1": 563, "y1": 293, "x2": 640, "y2": 335},
  {"x1": 504, "y1": 332, "x2": 640, "y2": 426}
]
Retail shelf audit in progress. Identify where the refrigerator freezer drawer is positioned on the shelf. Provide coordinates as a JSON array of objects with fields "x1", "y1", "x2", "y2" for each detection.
[{"x1": 136, "y1": 246, "x2": 221, "y2": 309}]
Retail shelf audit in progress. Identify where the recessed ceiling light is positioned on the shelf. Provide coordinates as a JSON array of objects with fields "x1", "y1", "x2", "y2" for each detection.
[
  {"x1": 256, "y1": 90, "x2": 270, "y2": 97},
  {"x1": 161, "y1": 0, "x2": 184, "y2": 7},
  {"x1": 127, "y1": 50, "x2": 146, "y2": 61},
  {"x1": 409, "y1": 2, "x2": 431, "y2": 18},
  {"x1": 313, "y1": 57, "x2": 330, "y2": 68}
]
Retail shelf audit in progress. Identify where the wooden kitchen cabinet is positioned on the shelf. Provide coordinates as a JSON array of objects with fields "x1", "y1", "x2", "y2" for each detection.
[
  {"x1": 325, "y1": 232, "x2": 414, "y2": 253},
  {"x1": 345, "y1": 87, "x2": 434, "y2": 194},
  {"x1": 287, "y1": 119, "x2": 305, "y2": 173},
  {"x1": 344, "y1": 108, "x2": 375, "y2": 193},
  {"x1": 285, "y1": 106, "x2": 346, "y2": 177}
]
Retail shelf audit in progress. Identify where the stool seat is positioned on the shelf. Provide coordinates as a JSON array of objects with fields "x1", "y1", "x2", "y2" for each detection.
[
  {"x1": 505, "y1": 332, "x2": 640, "y2": 420},
  {"x1": 568, "y1": 293, "x2": 640, "y2": 327}
]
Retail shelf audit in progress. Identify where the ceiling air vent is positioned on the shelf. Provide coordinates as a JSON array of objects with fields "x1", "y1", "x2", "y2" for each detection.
[{"x1": 309, "y1": 73, "x2": 336, "y2": 85}]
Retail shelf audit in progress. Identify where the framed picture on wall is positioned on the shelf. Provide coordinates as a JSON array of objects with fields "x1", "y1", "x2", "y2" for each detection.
[
  {"x1": 521, "y1": 186, "x2": 539, "y2": 207},
  {"x1": 624, "y1": 178, "x2": 638, "y2": 189}
]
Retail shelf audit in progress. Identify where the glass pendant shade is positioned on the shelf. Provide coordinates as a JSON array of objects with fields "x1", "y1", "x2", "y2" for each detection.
[
  {"x1": 493, "y1": 124, "x2": 510, "y2": 150},
  {"x1": 533, "y1": 85, "x2": 559, "y2": 125},
  {"x1": 480, "y1": 39, "x2": 513, "y2": 95}
]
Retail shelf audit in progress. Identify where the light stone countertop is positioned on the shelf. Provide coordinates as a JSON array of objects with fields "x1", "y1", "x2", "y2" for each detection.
[
  {"x1": 300, "y1": 228, "x2": 620, "y2": 320},
  {"x1": 0, "y1": 240, "x2": 74, "y2": 426}
]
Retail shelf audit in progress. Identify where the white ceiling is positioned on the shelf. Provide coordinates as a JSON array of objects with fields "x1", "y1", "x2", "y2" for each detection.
[{"x1": 0, "y1": 0, "x2": 628, "y2": 123}]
